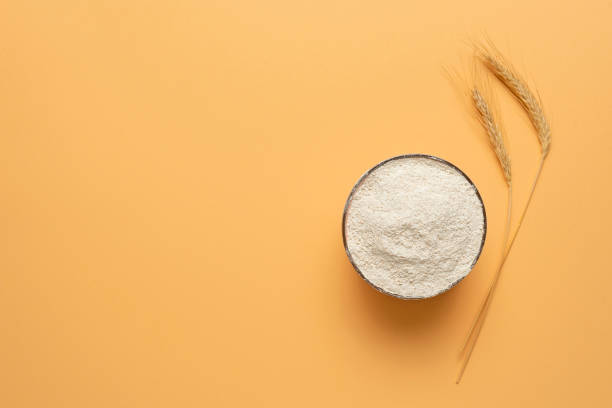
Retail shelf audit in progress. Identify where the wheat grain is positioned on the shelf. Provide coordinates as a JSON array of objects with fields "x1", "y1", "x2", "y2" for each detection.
[
  {"x1": 471, "y1": 88, "x2": 512, "y2": 185},
  {"x1": 478, "y1": 46, "x2": 551, "y2": 156}
]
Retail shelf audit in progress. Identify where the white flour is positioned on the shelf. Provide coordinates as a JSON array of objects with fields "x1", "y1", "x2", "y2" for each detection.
[{"x1": 344, "y1": 156, "x2": 485, "y2": 298}]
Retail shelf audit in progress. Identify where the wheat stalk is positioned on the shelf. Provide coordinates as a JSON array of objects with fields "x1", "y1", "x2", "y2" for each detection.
[
  {"x1": 457, "y1": 44, "x2": 551, "y2": 383},
  {"x1": 455, "y1": 84, "x2": 513, "y2": 384}
]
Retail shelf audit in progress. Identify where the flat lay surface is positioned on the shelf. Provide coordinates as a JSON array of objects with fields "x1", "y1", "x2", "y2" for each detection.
[{"x1": 1, "y1": 1, "x2": 612, "y2": 407}]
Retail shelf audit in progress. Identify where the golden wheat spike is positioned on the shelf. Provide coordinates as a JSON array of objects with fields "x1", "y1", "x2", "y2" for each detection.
[
  {"x1": 471, "y1": 88, "x2": 512, "y2": 185},
  {"x1": 478, "y1": 46, "x2": 551, "y2": 157}
]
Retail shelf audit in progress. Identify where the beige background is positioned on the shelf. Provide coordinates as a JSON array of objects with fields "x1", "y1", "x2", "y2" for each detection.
[{"x1": 1, "y1": 1, "x2": 611, "y2": 407}]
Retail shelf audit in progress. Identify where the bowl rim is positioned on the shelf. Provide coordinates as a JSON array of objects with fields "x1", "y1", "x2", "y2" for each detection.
[{"x1": 341, "y1": 154, "x2": 487, "y2": 300}]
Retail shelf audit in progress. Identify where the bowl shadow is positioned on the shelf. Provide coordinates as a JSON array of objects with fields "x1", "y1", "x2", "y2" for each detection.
[{"x1": 336, "y1": 246, "x2": 481, "y2": 337}]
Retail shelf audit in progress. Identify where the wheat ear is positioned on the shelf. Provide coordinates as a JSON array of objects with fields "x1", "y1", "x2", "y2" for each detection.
[
  {"x1": 479, "y1": 48, "x2": 550, "y2": 157},
  {"x1": 470, "y1": 86, "x2": 512, "y2": 257},
  {"x1": 471, "y1": 88, "x2": 512, "y2": 186},
  {"x1": 455, "y1": 87, "x2": 512, "y2": 384},
  {"x1": 457, "y1": 46, "x2": 551, "y2": 383}
]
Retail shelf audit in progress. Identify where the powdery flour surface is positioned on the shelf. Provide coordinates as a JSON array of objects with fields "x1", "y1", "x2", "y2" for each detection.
[{"x1": 344, "y1": 156, "x2": 485, "y2": 298}]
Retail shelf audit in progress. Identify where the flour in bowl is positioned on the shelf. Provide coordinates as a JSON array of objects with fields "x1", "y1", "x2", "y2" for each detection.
[{"x1": 343, "y1": 155, "x2": 486, "y2": 299}]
